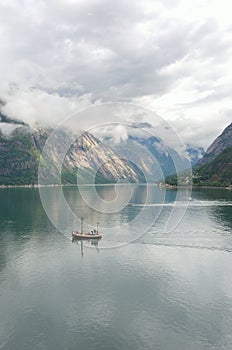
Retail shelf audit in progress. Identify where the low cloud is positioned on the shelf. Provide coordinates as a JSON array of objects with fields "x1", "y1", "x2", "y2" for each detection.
[
  {"x1": 0, "y1": 85, "x2": 94, "y2": 127},
  {"x1": 0, "y1": 0, "x2": 232, "y2": 148}
]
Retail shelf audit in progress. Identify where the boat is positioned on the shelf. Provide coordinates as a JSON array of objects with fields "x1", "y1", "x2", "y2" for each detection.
[
  {"x1": 72, "y1": 218, "x2": 102, "y2": 240},
  {"x1": 72, "y1": 231, "x2": 102, "y2": 239}
]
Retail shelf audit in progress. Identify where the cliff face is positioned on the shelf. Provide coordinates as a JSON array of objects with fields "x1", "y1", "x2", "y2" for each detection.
[
  {"x1": 64, "y1": 132, "x2": 141, "y2": 183},
  {"x1": 193, "y1": 122, "x2": 232, "y2": 187},
  {"x1": 197, "y1": 123, "x2": 232, "y2": 166},
  {"x1": 0, "y1": 115, "x2": 206, "y2": 186},
  {"x1": 104, "y1": 134, "x2": 196, "y2": 181},
  {"x1": 0, "y1": 121, "x2": 141, "y2": 185},
  {"x1": 193, "y1": 146, "x2": 232, "y2": 187}
]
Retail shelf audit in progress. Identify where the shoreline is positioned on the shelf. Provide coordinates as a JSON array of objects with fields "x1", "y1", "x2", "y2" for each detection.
[
  {"x1": 0, "y1": 182, "x2": 154, "y2": 189},
  {"x1": 0, "y1": 183, "x2": 231, "y2": 190},
  {"x1": 161, "y1": 184, "x2": 232, "y2": 190}
]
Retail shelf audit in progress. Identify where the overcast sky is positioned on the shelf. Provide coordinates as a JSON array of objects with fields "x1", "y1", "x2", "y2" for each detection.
[{"x1": 0, "y1": 0, "x2": 232, "y2": 148}]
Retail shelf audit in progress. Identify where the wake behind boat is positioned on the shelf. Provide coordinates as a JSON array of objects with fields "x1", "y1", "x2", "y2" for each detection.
[{"x1": 72, "y1": 218, "x2": 102, "y2": 240}]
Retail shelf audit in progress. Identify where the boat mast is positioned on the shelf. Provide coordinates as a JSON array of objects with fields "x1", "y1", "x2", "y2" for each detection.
[
  {"x1": 81, "y1": 217, "x2": 84, "y2": 234},
  {"x1": 97, "y1": 222, "x2": 99, "y2": 234}
]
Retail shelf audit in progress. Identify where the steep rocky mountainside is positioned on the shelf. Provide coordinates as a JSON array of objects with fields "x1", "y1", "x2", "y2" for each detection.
[
  {"x1": 166, "y1": 122, "x2": 232, "y2": 187},
  {"x1": 104, "y1": 134, "x2": 197, "y2": 181},
  {"x1": 197, "y1": 123, "x2": 232, "y2": 166},
  {"x1": 192, "y1": 122, "x2": 232, "y2": 187},
  {"x1": 62, "y1": 132, "x2": 142, "y2": 183},
  {"x1": 0, "y1": 116, "x2": 206, "y2": 186},
  {"x1": 0, "y1": 118, "x2": 142, "y2": 185},
  {"x1": 193, "y1": 146, "x2": 232, "y2": 187}
]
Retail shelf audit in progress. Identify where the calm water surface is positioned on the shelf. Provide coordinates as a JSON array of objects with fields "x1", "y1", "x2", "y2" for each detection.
[{"x1": 0, "y1": 185, "x2": 232, "y2": 350}]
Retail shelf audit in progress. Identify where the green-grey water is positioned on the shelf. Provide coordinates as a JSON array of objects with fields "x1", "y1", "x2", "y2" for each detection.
[{"x1": 1, "y1": 185, "x2": 232, "y2": 349}]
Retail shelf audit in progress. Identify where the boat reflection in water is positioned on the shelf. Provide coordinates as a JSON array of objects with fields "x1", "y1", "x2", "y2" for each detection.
[{"x1": 72, "y1": 236, "x2": 100, "y2": 256}]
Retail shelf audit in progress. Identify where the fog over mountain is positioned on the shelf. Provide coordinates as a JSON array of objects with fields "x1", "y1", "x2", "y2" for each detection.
[{"x1": 0, "y1": 0, "x2": 232, "y2": 148}]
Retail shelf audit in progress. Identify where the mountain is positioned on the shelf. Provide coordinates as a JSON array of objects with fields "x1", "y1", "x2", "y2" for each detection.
[
  {"x1": 0, "y1": 112, "x2": 26, "y2": 126},
  {"x1": 0, "y1": 117, "x2": 142, "y2": 185},
  {"x1": 197, "y1": 123, "x2": 232, "y2": 166},
  {"x1": 106, "y1": 135, "x2": 186, "y2": 181},
  {"x1": 0, "y1": 125, "x2": 41, "y2": 185},
  {"x1": 193, "y1": 146, "x2": 232, "y2": 187},
  {"x1": 185, "y1": 145, "x2": 205, "y2": 166},
  {"x1": 166, "y1": 122, "x2": 232, "y2": 187},
  {"x1": 102, "y1": 123, "x2": 202, "y2": 181},
  {"x1": 61, "y1": 131, "x2": 143, "y2": 184},
  {"x1": 0, "y1": 116, "x2": 205, "y2": 186},
  {"x1": 193, "y1": 122, "x2": 232, "y2": 187}
]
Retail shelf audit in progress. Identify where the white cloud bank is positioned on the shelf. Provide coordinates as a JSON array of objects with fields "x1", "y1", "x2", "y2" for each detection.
[{"x1": 0, "y1": 0, "x2": 232, "y2": 148}]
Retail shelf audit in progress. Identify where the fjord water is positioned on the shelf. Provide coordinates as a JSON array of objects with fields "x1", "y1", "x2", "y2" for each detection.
[{"x1": 1, "y1": 185, "x2": 232, "y2": 350}]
